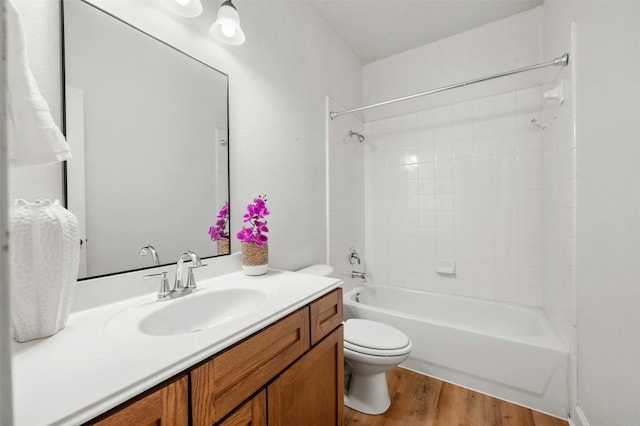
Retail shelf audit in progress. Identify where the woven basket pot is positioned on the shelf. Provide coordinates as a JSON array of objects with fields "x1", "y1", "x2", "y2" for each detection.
[
  {"x1": 216, "y1": 239, "x2": 230, "y2": 255},
  {"x1": 241, "y1": 242, "x2": 268, "y2": 275}
]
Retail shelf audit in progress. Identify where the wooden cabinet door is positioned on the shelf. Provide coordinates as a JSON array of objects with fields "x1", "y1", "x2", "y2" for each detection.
[
  {"x1": 191, "y1": 308, "x2": 310, "y2": 425},
  {"x1": 217, "y1": 390, "x2": 266, "y2": 426},
  {"x1": 267, "y1": 326, "x2": 344, "y2": 426},
  {"x1": 92, "y1": 375, "x2": 188, "y2": 426}
]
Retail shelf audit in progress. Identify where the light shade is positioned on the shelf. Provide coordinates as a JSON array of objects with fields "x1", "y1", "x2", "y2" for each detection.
[
  {"x1": 210, "y1": 0, "x2": 246, "y2": 45},
  {"x1": 159, "y1": 0, "x2": 203, "y2": 18}
]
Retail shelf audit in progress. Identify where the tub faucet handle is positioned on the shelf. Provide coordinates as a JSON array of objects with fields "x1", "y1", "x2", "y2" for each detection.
[{"x1": 349, "y1": 248, "x2": 361, "y2": 265}]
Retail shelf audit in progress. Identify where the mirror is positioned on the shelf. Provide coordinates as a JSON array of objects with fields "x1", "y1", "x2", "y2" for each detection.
[{"x1": 63, "y1": 0, "x2": 230, "y2": 279}]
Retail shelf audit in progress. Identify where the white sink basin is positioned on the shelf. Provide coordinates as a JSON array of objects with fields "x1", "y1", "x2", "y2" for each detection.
[{"x1": 105, "y1": 287, "x2": 269, "y2": 337}]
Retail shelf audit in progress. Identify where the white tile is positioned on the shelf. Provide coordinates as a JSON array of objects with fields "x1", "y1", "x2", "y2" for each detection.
[
  {"x1": 419, "y1": 161, "x2": 435, "y2": 179},
  {"x1": 401, "y1": 148, "x2": 418, "y2": 165},
  {"x1": 517, "y1": 89, "x2": 541, "y2": 113},
  {"x1": 496, "y1": 284, "x2": 519, "y2": 303},
  {"x1": 436, "y1": 177, "x2": 455, "y2": 194},
  {"x1": 518, "y1": 190, "x2": 542, "y2": 210},
  {"x1": 518, "y1": 266, "x2": 541, "y2": 287},
  {"x1": 454, "y1": 158, "x2": 475, "y2": 177},
  {"x1": 518, "y1": 208, "x2": 542, "y2": 228},
  {"x1": 518, "y1": 285, "x2": 542, "y2": 306},
  {"x1": 474, "y1": 192, "x2": 497, "y2": 210},
  {"x1": 436, "y1": 160, "x2": 454, "y2": 177},
  {"x1": 518, "y1": 246, "x2": 541, "y2": 267},
  {"x1": 519, "y1": 228, "x2": 542, "y2": 248},
  {"x1": 454, "y1": 177, "x2": 474, "y2": 196},
  {"x1": 474, "y1": 156, "x2": 495, "y2": 175},
  {"x1": 495, "y1": 265, "x2": 518, "y2": 284},
  {"x1": 474, "y1": 138, "x2": 495, "y2": 157},
  {"x1": 419, "y1": 195, "x2": 436, "y2": 210},
  {"x1": 436, "y1": 227, "x2": 455, "y2": 246},
  {"x1": 435, "y1": 140, "x2": 454, "y2": 161},
  {"x1": 476, "y1": 282, "x2": 496, "y2": 300},
  {"x1": 419, "y1": 178, "x2": 436, "y2": 195},
  {"x1": 436, "y1": 243, "x2": 455, "y2": 259},
  {"x1": 517, "y1": 169, "x2": 542, "y2": 190},
  {"x1": 517, "y1": 132, "x2": 542, "y2": 152},
  {"x1": 436, "y1": 194, "x2": 455, "y2": 210},
  {"x1": 454, "y1": 140, "x2": 474, "y2": 159},
  {"x1": 436, "y1": 210, "x2": 454, "y2": 227}
]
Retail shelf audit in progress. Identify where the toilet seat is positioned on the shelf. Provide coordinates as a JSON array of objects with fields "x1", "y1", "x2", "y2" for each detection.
[{"x1": 344, "y1": 319, "x2": 411, "y2": 357}]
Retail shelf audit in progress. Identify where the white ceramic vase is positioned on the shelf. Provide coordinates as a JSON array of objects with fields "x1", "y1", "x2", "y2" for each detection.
[{"x1": 9, "y1": 199, "x2": 80, "y2": 342}]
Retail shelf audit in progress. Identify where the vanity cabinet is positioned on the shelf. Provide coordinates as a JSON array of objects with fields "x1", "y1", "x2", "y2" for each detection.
[
  {"x1": 87, "y1": 288, "x2": 343, "y2": 426},
  {"x1": 194, "y1": 288, "x2": 344, "y2": 426}
]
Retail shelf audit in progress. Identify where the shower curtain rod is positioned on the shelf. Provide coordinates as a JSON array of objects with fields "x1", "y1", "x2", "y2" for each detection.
[{"x1": 329, "y1": 53, "x2": 569, "y2": 120}]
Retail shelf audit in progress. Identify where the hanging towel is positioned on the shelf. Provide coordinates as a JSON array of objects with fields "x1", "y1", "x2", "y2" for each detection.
[{"x1": 6, "y1": 0, "x2": 72, "y2": 167}]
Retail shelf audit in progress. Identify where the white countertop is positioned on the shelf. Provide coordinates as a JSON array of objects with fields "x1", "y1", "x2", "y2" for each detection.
[{"x1": 11, "y1": 269, "x2": 341, "y2": 426}]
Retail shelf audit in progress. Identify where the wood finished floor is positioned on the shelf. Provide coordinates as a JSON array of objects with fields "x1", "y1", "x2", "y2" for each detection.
[{"x1": 344, "y1": 367, "x2": 568, "y2": 426}]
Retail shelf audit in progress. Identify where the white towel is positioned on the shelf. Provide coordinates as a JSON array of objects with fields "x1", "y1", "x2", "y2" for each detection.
[{"x1": 6, "y1": 0, "x2": 72, "y2": 167}]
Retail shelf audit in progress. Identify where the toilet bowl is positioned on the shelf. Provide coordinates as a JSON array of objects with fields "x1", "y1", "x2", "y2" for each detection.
[
  {"x1": 343, "y1": 318, "x2": 412, "y2": 415},
  {"x1": 295, "y1": 264, "x2": 412, "y2": 415}
]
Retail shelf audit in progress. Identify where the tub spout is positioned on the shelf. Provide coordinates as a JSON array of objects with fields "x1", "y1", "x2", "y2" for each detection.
[{"x1": 352, "y1": 271, "x2": 366, "y2": 282}]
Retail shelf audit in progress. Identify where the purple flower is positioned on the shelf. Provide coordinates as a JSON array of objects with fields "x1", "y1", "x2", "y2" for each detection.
[
  {"x1": 208, "y1": 201, "x2": 230, "y2": 241},
  {"x1": 237, "y1": 195, "x2": 270, "y2": 245}
]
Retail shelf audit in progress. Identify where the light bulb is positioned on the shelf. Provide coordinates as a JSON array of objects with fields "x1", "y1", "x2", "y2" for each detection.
[
  {"x1": 175, "y1": 0, "x2": 190, "y2": 5},
  {"x1": 221, "y1": 23, "x2": 236, "y2": 38}
]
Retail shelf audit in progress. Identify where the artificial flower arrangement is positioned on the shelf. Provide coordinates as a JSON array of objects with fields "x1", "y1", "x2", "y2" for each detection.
[
  {"x1": 237, "y1": 195, "x2": 269, "y2": 275},
  {"x1": 208, "y1": 201, "x2": 230, "y2": 241},
  {"x1": 237, "y1": 195, "x2": 269, "y2": 246}
]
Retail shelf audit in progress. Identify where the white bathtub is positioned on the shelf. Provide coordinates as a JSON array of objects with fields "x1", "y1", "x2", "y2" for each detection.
[{"x1": 343, "y1": 285, "x2": 568, "y2": 419}]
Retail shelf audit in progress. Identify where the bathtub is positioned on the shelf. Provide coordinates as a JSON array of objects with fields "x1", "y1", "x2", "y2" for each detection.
[{"x1": 343, "y1": 285, "x2": 568, "y2": 418}]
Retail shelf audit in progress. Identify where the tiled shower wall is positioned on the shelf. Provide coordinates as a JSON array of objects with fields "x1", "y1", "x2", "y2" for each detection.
[{"x1": 364, "y1": 86, "x2": 546, "y2": 306}]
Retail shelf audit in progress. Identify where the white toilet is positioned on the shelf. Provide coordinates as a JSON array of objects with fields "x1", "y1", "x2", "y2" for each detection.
[
  {"x1": 296, "y1": 264, "x2": 412, "y2": 415},
  {"x1": 343, "y1": 318, "x2": 412, "y2": 414}
]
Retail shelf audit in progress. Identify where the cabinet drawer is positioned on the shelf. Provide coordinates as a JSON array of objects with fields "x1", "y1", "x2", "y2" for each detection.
[
  {"x1": 191, "y1": 307, "x2": 310, "y2": 425},
  {"x1": 309, "y1": 288, "x2": 343, "y2": 346}
]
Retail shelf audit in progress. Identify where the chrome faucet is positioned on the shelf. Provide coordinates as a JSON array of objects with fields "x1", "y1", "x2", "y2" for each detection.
[
  {"x1": 139, "y1": 244, "x2": 160, "y2": 265},
  {"x1": 144, "y1": 250, "x2": 206, "y2": 301},
  {"x1": 174, "y1": 251, "x2": 204, "y2": 296}
]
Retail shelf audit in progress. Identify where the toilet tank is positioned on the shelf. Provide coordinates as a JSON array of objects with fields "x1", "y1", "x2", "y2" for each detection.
[{"x1": 296, "y1": 264, "x2": 334, "y2": 277}]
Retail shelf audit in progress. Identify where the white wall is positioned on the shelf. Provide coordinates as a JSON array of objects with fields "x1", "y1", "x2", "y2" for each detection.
[
  {"x1": 363, "y1": 8, "x2": 543, "y2": 122},
  {"x1": 9, "y1": 0, "x2": 362, "y2": 273},
  {"x1": 327, "y1": 98, "x2": 365, "y2": 294},
  {"x1": 541, "y1": 8, "x2": 577, "y2": 415},
  {"x1": 362, "y1": 8, "x2": 547, "y2": 306},
  {"x1": 545, "y1": 1, "x2": 640, "y2": 425}
]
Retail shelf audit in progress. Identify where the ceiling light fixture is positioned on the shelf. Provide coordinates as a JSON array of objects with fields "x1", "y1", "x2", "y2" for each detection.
[
  {"x1": 160, "y1": 0, "x2": 203, "y2": 18},
  {"x1": 210, "y1": 0, "x2": 246, "y2": 45}
]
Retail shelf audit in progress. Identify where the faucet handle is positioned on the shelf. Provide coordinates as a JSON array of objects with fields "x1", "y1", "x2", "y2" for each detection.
[
  {"x1": 186, "y1": 264, "x2": 207, "y2": 289},
  {"x1": 144, "y1": 271, "x2": 171, "y2": 300}
]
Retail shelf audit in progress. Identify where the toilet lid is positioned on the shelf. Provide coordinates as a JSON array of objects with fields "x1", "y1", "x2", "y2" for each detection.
[{"x1": 344, "y1": 319, "x2": 410, "y2": 351}]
